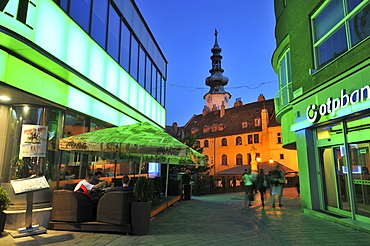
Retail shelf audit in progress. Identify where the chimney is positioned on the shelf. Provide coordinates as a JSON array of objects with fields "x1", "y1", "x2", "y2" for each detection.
[
  {"x1": 212, "y1": 104, "x2": 218, "y2": 112},
  {"x1": 258, "y1": 94, "x2": 265, "y2": 101},
  {"x1": 234, "y1": 97, "x2": 243, "y2": 107},
  {"x1": 220, "y1": 102, "x2": 225, "y2": 118},
  {"x1": 202, "y1": 106, "x2": 210, "y2": 116},
  {"x1": 172, "y1": 122, "x2": 178, "y2": 132}
]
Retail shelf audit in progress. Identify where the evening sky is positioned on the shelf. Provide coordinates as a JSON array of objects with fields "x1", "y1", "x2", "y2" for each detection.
[{"x1": 135, "y1": 0, "x2": 278, "y2": 126}]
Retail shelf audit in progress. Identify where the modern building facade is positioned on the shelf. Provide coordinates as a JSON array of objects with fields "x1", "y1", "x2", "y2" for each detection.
[
  {"x1": 180, "y1": 32, "x2": 297, "y2": 175},
  {"x1": 273, "y1": 0, "x2": 370, "y2": 225},
  {"x1": 0, "y1": 0, "x2": 167, "y2": 212}
]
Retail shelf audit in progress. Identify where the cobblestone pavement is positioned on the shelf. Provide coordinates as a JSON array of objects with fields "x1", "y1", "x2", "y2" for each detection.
[{"x1": 3, "y1": 187, "x2": 370, "y2": 245}]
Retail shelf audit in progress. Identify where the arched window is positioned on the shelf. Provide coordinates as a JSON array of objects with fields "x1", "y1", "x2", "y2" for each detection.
[
  {"x1": 204, "y1": 140, "x2": 209, "y2": 148},
  {"x1": 195, "y1": 140, "x2": 200, "y2": 148},
  {"x1": 236, "y1": 136, "x2": 242, "y2": 145},
  {"x1": 236, "y1": 154, "x2": 243, "y2": 165},
  {"x1": 221, "y1": 138, "x2": 227, "y2": 146},
  {"x1": 222, "y1": 154, "x2": 228, "y2": 165}
]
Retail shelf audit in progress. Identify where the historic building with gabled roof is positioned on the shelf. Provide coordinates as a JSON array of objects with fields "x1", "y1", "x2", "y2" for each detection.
[{"x1": 176, "y1": 31, "x2": 298, "y2": 175}]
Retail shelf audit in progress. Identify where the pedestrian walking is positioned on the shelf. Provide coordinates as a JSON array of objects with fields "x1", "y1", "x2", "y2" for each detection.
[
  {"x1": 256, "y1": 168, "x2": 268, "y2": 208},
  {"x1": 270, "y1": 165, "x2": 285, "y2": 208},
  {"x1": 242, "y1": 168, "x2": 257, "y2": 208}
]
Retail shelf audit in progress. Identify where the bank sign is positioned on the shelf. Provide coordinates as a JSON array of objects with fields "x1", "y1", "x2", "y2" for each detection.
[{"x1": 306, "y1": 85, "x2": 370, "y2": 123}]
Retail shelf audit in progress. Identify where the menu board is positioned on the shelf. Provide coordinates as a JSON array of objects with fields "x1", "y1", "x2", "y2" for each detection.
[{"x1": 11, "y1": 176, "x2": 50, "y2": 195}]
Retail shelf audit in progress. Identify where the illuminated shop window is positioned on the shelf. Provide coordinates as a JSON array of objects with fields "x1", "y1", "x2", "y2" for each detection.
[{"x1": 312, "y1": 0, "x2": 370, "y2": 68}]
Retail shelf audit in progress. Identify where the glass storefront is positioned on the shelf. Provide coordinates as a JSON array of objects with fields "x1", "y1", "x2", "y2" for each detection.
[
  {"x1": 1, "y1": 106, "x2": 147, "y2": 210},
  {"x1": 316, "y1": 113, "x2": 370, "y2": 220}
]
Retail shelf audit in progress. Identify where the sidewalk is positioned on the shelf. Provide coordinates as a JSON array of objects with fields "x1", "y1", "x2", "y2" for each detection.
[{"x1": 3, "y1": 187, "x2": 370, "y2": 245}]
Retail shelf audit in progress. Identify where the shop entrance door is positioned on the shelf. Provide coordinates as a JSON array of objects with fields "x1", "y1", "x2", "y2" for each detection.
[{"x1": 320, "y1": 146, "x2": 351, "y2": 213}]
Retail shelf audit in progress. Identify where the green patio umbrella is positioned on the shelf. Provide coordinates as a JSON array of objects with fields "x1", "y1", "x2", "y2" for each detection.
[
  {"x1": 59, "y1": 122, "x2": 204, "y2": 165},
  {"x1": 59, "y1": 122, "x2": 205, "y2": 195}
]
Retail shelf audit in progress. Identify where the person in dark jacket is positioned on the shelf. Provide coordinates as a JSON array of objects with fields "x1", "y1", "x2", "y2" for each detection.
[
  {"x1": 105, "y1": 175, "x2": 133, "y2": 193},
  {"x1": 256, "y1": 169, "x2": 267, "y2": 208}
]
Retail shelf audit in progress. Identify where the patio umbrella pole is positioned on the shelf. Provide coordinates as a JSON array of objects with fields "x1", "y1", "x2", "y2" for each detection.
[
  {"x1": 138, "y1": 155, "x2": 143, "y2": 177},
  {"x1": 165, "y1": 163, "x2": 169, "y2": 197}
]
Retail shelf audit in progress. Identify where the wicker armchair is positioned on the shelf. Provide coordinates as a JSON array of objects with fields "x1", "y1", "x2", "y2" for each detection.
[
  {"x1": 96, "y1": 191, "x2": 135, "y2": 225},
  {"x1": 51, "y1": 189, "x2": 94, "y2": 222}
]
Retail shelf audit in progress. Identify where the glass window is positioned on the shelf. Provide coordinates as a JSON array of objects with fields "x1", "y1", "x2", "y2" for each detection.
[
  {"x1": 138, "y1": 46, "x2": 146, "y2": 88},
  {"x1": 70, "y1": 0, "x2": 91, "y2": 33},
  {"x1": 276, "y1": 49, "x2": 292, "y2": 110},
  {"x1": 195, "y1": 141, "x2": 200, "y2": 148},
  {"x1": 145, "y1": 57, "x2": 152, "y2": 93},
  {"x1": 277, "y1": 132, "x2": 282, "y2": 144},
  {"x1": 348, "y1": 5, "x2": 370, "y2": 46},
  {"x1": 312, "y1": 0, "x2": 369, "y2": 68},
  {"x1": 254, "y1": 134, "x2": 259, "y2": 143},
  {"x1": 316, "y1": 122, "x2": 343, "y2": 140},
  {"x1": 60, "y1": 0, "x2": 69, "y2": 12},
  {"x1": 107, "y1": 4, "x2": 120, "y2": 62},
  {"x1": 248, "y1": 135, "x2": 253, "y2": 144},
  {"x1": 316, "y1": 25, "x2": 348, "y2": 66},
  {"x1": 236, "y1": 154, "x2": 243, "y2": 165},
  {"x1": 221, "y1": 138, "x2": 227, "y2": 146},
  {"x1": 204, "y1": 140, "x2": 209, "y2": 148},
  {"x1": 313, "y1": 0, "x2": 344, "y2": 42},
  {"x1": 120, "y1": 23, "x2": 130, "y2": 71},
  {"x1": 130, "y1": 37, "x2": 139, "y2": 80},
  {"x1": 161, "y1": 77, "x2": 166, "y2": 107},
  {"x1": 150, "y1": 66, "x2": 156, "y2": 98},
  {"x1": 91, "y1": 0, "x2": 108, "y2": 49},
  {"x1": 236, "y1": 136, "x2": 242, "y2": 145},
  {"x1": 222, "y1": 154, "x2": 228, "y2": 165}
]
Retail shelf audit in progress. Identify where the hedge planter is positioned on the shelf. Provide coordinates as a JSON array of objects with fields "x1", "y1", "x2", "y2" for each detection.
[{"x1": 130, "y1": 201, "x2": 151, "y2": 235}]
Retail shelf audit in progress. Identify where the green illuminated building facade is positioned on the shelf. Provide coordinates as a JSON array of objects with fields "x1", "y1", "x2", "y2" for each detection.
[
  {"x1": 273, "y1": 0, "x2": 370, "y2": 225},
  {"x1": 0, "y1": 0, "x2": 167, "y2": 213}
]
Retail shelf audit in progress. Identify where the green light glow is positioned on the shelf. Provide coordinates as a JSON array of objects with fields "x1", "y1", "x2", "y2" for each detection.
[{"x1": 0, "y1": 0, "x2": 165, "y2": 127}]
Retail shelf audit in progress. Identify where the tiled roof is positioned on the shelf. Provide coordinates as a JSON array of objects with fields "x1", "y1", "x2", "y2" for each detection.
[{"x1": 182, "y1": 99, "x2": 279, "y2": 138}]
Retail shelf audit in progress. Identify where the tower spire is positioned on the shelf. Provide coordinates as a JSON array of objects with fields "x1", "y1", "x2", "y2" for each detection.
[{"x1": 205, "y1": 30, "x2": 229, "y2": 94}]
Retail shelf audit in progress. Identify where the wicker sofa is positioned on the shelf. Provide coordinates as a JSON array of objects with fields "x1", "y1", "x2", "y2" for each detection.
[
  {"x1": 96, "y1": 191, "x2": 135, "y2": 226},
  {"x1": 51, "y1": 189, "x2": 94, "y2": 222}
]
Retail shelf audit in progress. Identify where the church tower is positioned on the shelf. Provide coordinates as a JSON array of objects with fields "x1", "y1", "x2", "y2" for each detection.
[{"x1": 204, "y1": 29, "x2": 231, "y2": 111}]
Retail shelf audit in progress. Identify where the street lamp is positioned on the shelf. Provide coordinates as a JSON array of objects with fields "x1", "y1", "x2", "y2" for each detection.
[{"x1": 269, "y1": 158, "x2": 274, "y2": 164}]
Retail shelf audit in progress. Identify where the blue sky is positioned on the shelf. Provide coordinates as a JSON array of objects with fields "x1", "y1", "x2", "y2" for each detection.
[{"x1": 135, "y1": 0, "x2": 278, "y2": 126}]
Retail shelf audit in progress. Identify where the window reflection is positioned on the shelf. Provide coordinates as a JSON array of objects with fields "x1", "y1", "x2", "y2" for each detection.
[
  {"x1": 316, "y1": 122, "x2": 343, "y2": 140},
  {"x1": 70, "y1": 0, "x2": 91, "y2": 33},
  {"x1": 107, "y1": 4, "x2": 120, "y2": 62},
  {"x1": 91, "y1": 0, "x2": 108, "y2": 49}
]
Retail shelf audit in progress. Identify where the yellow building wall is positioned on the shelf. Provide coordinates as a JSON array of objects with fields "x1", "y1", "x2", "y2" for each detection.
[{"x1": 199, "y1": 126, "x2": 298, "y2": 175}]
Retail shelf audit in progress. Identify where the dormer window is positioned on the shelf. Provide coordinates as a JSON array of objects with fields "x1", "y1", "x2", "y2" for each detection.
[
  {"x1": 254, "y1": 118, "x2": 261, "y2": 126},
  {"x1": 191, "y1": 128, "x2": 199, "y2": 134},
  {"x1": 218, "y1": 124, "x2": 226, "y2": 131},
  {"x1": 203, "y1": 125, "x2": 211, "y2": 133},
  {"x1": 212, "y1": 124, "x2": 218, "y2": 132},
  {"x1": 242, "y1": 122, "x2": 248, "y2": 128}
]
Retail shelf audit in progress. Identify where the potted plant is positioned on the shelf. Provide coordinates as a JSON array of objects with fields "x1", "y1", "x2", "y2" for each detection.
[
  {"x1": 131, "y1": 176, "x2": 154, "y2": 235},
  {"x1": 181, "y1": 172, "x2": 192, "y2": 200},
  {"x1": 0, "y1": 187, "x2": 11, "y2": 232}
]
